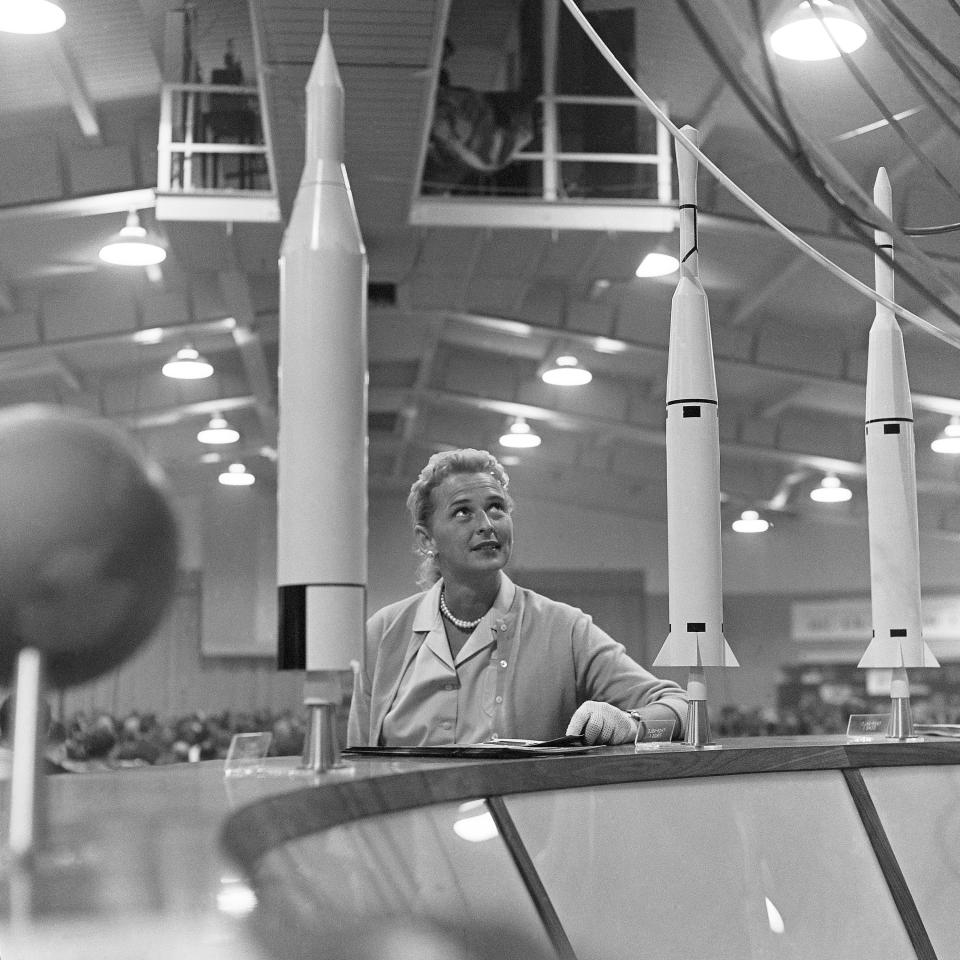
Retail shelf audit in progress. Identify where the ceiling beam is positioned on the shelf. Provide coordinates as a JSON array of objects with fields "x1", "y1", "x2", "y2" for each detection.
[
  {"x1": 412, "y1": 308, "x2": 960, "y2": 417},
  {"x1": 0, "y1": 189, "x2": 157, "y2": 224},
  {"x1": 394, "y1": 385, "x2": 960, "y2": 499},
  {"x1": 218, "y1": 267, "x2": 278, "y2": 440},
  {"x1": 42, "y1": 34, "x2": 101, "y2": 142}
]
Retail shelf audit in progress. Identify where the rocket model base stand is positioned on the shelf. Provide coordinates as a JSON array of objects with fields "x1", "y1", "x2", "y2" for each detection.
[
  {"x1": 886, "y1": 669, "x2": 924, "y2": 742},
  {"x1": 887, "y1": 698, "x2": 920, "y2": 740},
  {"x1": 300, "y1": 699, "x2": 349, "y2": 772},
  {"x1": 682, "y1": 668, "x2": 722, "y2": 750}
]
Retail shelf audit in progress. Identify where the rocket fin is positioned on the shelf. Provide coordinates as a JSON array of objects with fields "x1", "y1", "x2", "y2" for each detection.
[
  {"x1": 653, "y1": 631, "x2": 698, "y2": 667},
  {"x1": 858, "y1": 637, "x2": 939, "y2": 669},
  {"x1": 654, "y1": 629, "x2": 739, "y2": 668}
]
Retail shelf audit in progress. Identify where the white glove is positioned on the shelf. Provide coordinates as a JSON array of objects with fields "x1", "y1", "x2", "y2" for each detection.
[{"x1": 566, "y1": 701, "x2": 638, "y2": 745}]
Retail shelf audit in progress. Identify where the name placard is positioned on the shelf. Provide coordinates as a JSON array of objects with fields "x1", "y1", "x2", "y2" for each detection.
[
  {"x1": 635, "y1": 719, "x2": 677, "y2": 751},
  {"x1": 846, "y1": 713, "x2": 889, "y2": 741},
  {"x1": 224, "y1": 731, "x2": 273, "y2": 777}
]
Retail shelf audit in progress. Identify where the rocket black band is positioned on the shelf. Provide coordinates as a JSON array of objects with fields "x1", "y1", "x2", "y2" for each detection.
[
  {"x1": 667, "y1": 398, "x2": 718, "y2": 406},
  {"x1": 277, "y1": 583, "x2": 365, "y2": 670},
  {"x1": 864, "y1": 417, "x2": 913, "y2": 425},
  {"x1": 278, "y1": 584, "x2": 307, "y2": 670}
]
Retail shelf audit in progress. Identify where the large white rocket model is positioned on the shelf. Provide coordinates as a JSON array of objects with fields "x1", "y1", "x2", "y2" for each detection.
[
  {"x1": 654, "y1": 126, "x2": 737, "y2": 745},
  {"x1": 277, "y1": 18, "x2": 368, "y2": 702},
  {"x1": 858, "y1": 167, "x2": 937, "y2": 736}
]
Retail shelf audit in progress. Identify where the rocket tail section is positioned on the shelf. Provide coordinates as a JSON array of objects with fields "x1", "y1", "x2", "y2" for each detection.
[
  {"x1": 654, "y1": 627, "x2": 739, "y2": 668},
  {"x1": 858, "y1": 635, "x2": 939, "y2": 669}
]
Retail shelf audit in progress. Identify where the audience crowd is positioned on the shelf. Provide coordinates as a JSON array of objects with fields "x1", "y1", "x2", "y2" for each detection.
[
  {"x1": 4, "y1": 692, "x2": 956, "y2": 772},
  {"x1": 47, "y1": 707, "x2": 314, "y2": 771}
]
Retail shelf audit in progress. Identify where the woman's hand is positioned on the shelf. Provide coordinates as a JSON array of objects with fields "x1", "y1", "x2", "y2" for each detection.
[{"x1": 566, "y1": 701, "x2": 638, "y2": 745}]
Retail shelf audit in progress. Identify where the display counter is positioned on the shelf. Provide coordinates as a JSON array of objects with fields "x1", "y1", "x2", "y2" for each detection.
[{"x1": 2, "y1": 736, "x2": 959, "y2": 960}]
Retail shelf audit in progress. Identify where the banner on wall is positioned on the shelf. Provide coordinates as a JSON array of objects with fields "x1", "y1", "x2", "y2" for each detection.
[{"x1": 791, "y1": 596, "x2": 960, "y2": 659}]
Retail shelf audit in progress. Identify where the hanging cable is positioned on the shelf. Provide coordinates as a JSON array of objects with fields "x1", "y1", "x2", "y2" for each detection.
[
  {"x1": 752, "y1": 2, "x2": 960, "y2": 254},
  {"x1": 904, "y1": 221, "x2": 960, "y2": 236},
  {"x1": 856, "y1": 0, "x2": 960, "y2": 118},
  {"x1": 676, "y1": 0, "x2": 960, "y2": 338},
  {"x1": 555, "y1": 0, "x2": 960, "y2": 349},
  {"x1": 807, "y1": 0, "x2": 960, "y2": 202},
  {"x1": 871, "y1": 0, "x2": 960, "y2": 86}
]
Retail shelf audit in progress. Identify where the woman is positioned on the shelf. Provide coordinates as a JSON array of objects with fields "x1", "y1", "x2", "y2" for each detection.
[{"x1": 348, "y1": 449, "x2": 687, "y2": 747}]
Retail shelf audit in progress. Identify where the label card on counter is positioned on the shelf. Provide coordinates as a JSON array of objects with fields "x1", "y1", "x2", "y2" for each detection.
[
  {"x1": 846, "y1": 714, "x2": 889, "y2": 741},
  {"x1": 225, "y1": 731, "x2": 273, "y2": 777},
  {"x1": 635, "y1": 719, "x2": 676, "y2": 751}
]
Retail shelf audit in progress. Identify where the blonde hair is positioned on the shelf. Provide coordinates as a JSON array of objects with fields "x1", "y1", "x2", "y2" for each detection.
[{"x1": 406, "y1": 448, "x2": 512, "y2": 587}]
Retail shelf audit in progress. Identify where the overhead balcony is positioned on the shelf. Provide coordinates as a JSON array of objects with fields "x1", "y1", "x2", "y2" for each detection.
[
  {"x1": 155, "y1": 79, "x2": 279, "y2": 223},
  {"x1": 411, "y1": 0, "x2": 676, "y2": 233}
]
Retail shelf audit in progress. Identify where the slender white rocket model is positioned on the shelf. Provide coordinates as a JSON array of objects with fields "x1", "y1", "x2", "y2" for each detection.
[
  {"x1": 653, "y1": 126, "x2": 737, "y2": 745},
  {"x1": 858, "y1": 167, "x2": 937, "y2": 736},
  {"x1": 277, "y1": 17, "x2": 368, "y2": 713}
]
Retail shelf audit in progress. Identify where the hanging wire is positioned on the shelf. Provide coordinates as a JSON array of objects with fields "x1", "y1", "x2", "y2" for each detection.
[
  {"x1": 856, "y1": 0, "x2": 960, "y2": 117},
  {"x1": 624, "y1": 0, "x2": 960, "y2": 346},
  {"x1": 753, "y1": 1, "x2": 960, "y2": 239},
  {"x1": 872, "y1": 0, "x2": 960, "y2": 86},
  {"x1": 904, "y1": 221, "x2": 960, "y2": 236},
  {"x1": 806, "y1": 0, "x2": 960, "y2": 202}
]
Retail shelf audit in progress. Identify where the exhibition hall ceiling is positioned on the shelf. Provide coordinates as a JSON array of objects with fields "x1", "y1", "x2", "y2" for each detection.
[{"x1": 0, "y1": 0, "x2": 958, "y2": 538}]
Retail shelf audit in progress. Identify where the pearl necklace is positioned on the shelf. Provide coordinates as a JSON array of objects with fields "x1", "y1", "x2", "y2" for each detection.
[{"x1": 439, "y1": 589, "x2": 484, "y2": 630}]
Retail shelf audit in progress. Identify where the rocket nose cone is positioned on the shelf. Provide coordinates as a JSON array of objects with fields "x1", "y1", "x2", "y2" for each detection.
[{"x1": 308, "y1": 26, "x2": 343, "y2": 91}]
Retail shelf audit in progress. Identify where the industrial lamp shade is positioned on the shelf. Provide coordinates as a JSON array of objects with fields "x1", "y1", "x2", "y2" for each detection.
[
  {"x1": 499, "y1": 418, "x2": 541, "y2": 449},
  {"x1": 732, "y1": 509, "x2": 770, "y2": 533},
  {"x1": 635, "y1": 252, "x2": 679, "y2": 278},
  {"x1": 162, "y1": 346, "x2": 214, "y2": 380},
  {"x1": 770, "y1": 0, "x2": 867, "y2": 61},
  {"x1": 541, "y1": 355, "x2": 592, "y2": 386},
  {"x1": 0, "y1": 0, "x2": 65, "y2": 33},
  {"x1": 809, "y1": 474, "x2": 852, "y2": 502},
  {"x1": 99, "y1": 211, "x2": 167, "y2": 266},
  {"x1": 219, "y1": 462, "x2": 255, "y2": 486},
  {"x1": 931, "y1": 416, "x2": 960, "y2": 454},
  {"x1": 197, "y1": 415, "x2": 239, "y2": 444}
]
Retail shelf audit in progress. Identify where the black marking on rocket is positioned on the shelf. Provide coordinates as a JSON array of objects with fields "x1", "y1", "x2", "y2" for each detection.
[
  {"x1": 277, "y1": 581, "x2": 366, "y2": 669},
  {"x1": 890, "y1": 628, "x2": 907, "y2": 637},
  {"x1": 667, "y1": 398, "x2": 717, "y2": 406},
  {"x1": 686, "y1": 622, "x2": 706, "y2": 631},
  {"x1": 865, "y1": 417, "x2": 912, "y2": 425},
  {"x1": 679, "y1": 203, "x2": 698, "y2": 262},
  {"x1": 278, "y1": 584, "x2": 307, "y2": 669},
  {"x1": 683, "y1": 406, "x2": 701, "y2": 418}
]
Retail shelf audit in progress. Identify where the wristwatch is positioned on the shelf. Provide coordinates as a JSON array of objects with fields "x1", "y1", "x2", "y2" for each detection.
[{"x1": 627, "y1": 710, "x2": 647, "y2": 743}]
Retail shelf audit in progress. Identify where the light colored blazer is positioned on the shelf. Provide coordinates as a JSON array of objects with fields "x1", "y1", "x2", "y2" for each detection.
[{"x1": 348, "y1": 575, "x2": 688, "y2": 746}]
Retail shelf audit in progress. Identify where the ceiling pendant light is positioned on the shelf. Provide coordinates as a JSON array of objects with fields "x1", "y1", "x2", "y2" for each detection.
[
  {"x1": 218, "y1": 462, "x2": 255, "y2": 486},
  {"x1": 635, "y1": 252, "x2": 679, "y2": 278},
  {"x1": 732, "y1": 509, "x2": 770, "y2": 533},
  {"x1": 162, "y1": 346, "x2": 214, "y2": 380},
  {"x1": 931, "y1": 416, "x2": 960, "y2": 454},
  {"x1": 0, "y1": 0, "x2": 65, "y2": 33},
  {"x1": 197, "y1": 414, "x2": 239, "y2": 444},
  {"x1": 499, "y1": 417, "x2": 541, "y2": 449},
  {"x1": 541, "y1": 355, "x2": 592, "y2": 386},
  {"x1": 98, "y1": 210, "x2": 167, "y2": 266},
  {"x1": 770, "y1": 0, "x2": 867, "y2": 61},
  {"x1": 809, "y1": 473, "x2": 852, "y2": 502}
]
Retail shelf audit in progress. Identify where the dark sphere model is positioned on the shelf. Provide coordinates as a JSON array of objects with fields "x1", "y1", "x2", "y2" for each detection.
[{"x1": 0, "y1": 405, "x2": 179, "y2": 687}]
